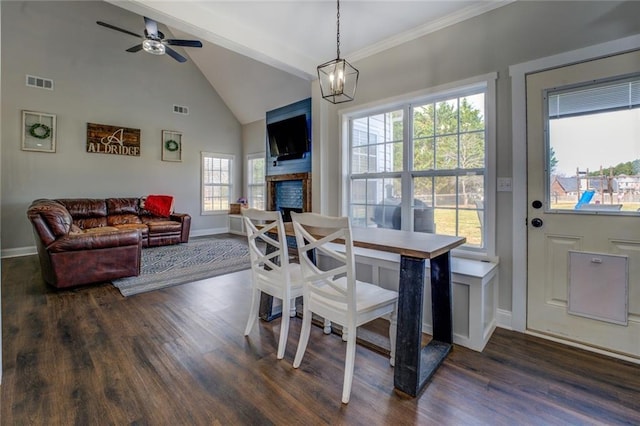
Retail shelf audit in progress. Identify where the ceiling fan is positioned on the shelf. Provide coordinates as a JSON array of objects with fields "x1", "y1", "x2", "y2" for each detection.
[{"x1": 97, "y1": 17, "x2": 203, "y2": 63}]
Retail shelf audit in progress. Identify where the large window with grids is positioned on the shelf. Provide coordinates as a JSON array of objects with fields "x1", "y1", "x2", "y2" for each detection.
[
  {"x1": 201, "y1": 152, "x2": 234, "y2": 214},
  {"x1": 345, "y1": 75, "x2": 495, "y2": 254},
  {"x1": 246, "y1": 153, "x2": 266, "y2": 209}
]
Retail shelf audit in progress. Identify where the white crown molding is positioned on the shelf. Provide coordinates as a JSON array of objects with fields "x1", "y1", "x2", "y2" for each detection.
[{"x1": 349, "y1": 0, "x2": 516, "y2": 63}]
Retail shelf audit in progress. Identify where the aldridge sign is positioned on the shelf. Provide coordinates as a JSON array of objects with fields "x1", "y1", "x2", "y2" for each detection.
[{"x1": 86, "y1": 123, "x2": 141, "y2": 156}]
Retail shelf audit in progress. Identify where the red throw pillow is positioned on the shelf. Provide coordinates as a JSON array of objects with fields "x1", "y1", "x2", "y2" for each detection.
[{"x1": 144, "y1": 195, "x2": 174, "y2": 217}]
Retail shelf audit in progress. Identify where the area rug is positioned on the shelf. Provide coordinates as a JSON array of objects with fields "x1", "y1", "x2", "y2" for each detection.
[{"x1": 113, "y1": 236, "x2": 250, "y2": 297}]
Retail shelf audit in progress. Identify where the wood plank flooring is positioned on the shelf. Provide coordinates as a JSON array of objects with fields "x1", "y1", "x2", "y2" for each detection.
[{"x1": 2, "y1": 251, "x2": 640, "y2": 425}]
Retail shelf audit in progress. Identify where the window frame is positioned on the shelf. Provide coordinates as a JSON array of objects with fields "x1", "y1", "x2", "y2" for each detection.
[
  {"x1": 340, "y1": 73, "x2": 497, "y2": 259},
  {"x1": 246, "y1": 152, "x2": 266, "y2": 210},
  {"x1": 201, "y1": 151, "x2": 234, "y2": 215}
]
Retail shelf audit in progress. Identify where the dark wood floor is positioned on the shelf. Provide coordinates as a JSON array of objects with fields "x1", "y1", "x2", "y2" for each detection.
[{"x1": 2, "y1": 253, "x2": 640, "y2": 425}]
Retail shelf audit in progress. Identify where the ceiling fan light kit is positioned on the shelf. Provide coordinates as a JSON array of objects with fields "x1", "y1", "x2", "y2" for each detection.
[
  {"x1": 96, "y1": 16, "x2": 202, "y2": 63},
  {"x1": 317, "y1": 0, "x2": 359, "y2": 104},
  {"x1": 142, "y1": 39, "x2": 165, "y2": 55}
]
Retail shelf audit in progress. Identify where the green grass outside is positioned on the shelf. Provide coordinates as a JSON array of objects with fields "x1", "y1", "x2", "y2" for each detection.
[{"x1": 433, "y1": 208, "x2": 482, "y2": 247}]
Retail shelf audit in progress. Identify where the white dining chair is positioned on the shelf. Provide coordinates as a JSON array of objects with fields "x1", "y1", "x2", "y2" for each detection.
[
  {"x1": 290, "y1": 212, "x2": 398, "y2": 404},
  {"x1": 242, "y1": 208, "x2": 304, "y2": 360}
]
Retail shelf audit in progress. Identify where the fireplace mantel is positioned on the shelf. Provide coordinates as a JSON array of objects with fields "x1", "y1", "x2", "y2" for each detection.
[{"x1": 266, "y1": 172, "x2": 311, "y2": 213}]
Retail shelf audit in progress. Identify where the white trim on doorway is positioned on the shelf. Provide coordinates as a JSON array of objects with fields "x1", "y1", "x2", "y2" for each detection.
[{"x1": 509, "y1": 34, "x2": 640, "y2": 333}]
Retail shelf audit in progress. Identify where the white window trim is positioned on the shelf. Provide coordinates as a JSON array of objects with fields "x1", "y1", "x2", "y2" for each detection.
[
  {"x1": 246, "y1": 152, "x2": 266, "y2": 209},
  {"x1": 201, "y1": 151, "x2": 234, "y2": 215},
  {"x1": 339, "y1": 72, "x2": 498, "y2": 260}
]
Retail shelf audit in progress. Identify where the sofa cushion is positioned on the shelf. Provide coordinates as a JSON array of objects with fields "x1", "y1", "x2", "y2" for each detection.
[
  {"x1": 108, "y1": 214, "x2": 143, "y2": 226},
  {"x1": 77, "y1": 226, "x2": 120, "y2": 234},
  {"x1": 107, "y1": 198, "x2": 140, "y2": 215},
  {"x1": 146, "y1": 220, "x2": 182, "y2": 234},
  {"x1": 58, "y1": 199, "x2": 107, "y2": 218},
  {"x1": 28, "y1": 200, "x2": 73, "y2": 237},
  {"x1": 113, "y1": 223, "x2": 148, "y2": 236}
]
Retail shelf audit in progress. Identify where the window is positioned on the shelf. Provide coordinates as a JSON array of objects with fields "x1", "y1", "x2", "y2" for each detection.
[
  {"x1": 201, "y1": 152, "x2": 233, "y2": 214},
  {"x1": 247, "y1": 153, "x2": 266, "y2": 209},
  {"x1": 546, "y1": 75, "x2": 640, "y2": 213},
  {"x1": 344, "y1": 74, "x2": 496, "y2": 255}
]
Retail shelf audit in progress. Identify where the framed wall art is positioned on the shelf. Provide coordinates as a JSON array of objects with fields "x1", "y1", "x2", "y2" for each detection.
[
  {"x1": 22, "y1": 110, "x2": 56, "y2": 152},
  {"x1": 86, "y1": 122, "x2": 141, "y2": 156},
  {"x1": 162, "y1": 130, "x2": 182, "y2": 162}
]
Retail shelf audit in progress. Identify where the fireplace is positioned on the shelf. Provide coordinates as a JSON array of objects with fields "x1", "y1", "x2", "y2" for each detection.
[
  {"x1": 266, "y1": 172, "x2": 311, "y2": 220},
  {"x1": 280, "y1": 207, "x2": 303, "y2": 222}
]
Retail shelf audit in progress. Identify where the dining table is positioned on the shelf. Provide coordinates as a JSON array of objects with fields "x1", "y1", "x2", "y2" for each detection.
[{"x1": 258, "y1": 223, "x2": 466, "y2": 397}]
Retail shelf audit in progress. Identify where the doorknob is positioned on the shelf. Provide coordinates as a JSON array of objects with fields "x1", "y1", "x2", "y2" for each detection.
[{"x1": 531, "y1": 218, "x2": 543, "y2": 228}]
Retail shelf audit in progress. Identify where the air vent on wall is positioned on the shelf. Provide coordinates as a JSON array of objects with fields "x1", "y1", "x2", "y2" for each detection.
[
  {"x1": 26, "y1": 74, "x2": 54, "y2": 90},
  {"x1": 173, "y1": 104, "x2": 189, "y2": 115}
]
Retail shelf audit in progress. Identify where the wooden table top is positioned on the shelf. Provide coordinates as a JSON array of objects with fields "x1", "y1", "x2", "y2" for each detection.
[{"x1": 280, "y1": 222, "x2": 465, "y2": 260}]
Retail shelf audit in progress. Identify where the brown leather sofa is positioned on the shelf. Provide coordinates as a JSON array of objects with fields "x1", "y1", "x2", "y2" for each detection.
[{"x1": 27, "y1": 197, "x2": 191, "y2": 288}]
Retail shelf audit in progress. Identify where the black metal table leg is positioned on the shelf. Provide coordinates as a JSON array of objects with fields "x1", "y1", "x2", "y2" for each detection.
[{"x1": 393, "y1": 251, "x2": 453, "y2": 397}]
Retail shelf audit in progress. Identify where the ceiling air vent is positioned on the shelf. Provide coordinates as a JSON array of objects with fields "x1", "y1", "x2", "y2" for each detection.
[
  {"x1": 173, "y1": 105, "x2": 189, "y2": 115},
  {"x1": 26, "y1": 74, "x2": 54, "y2": 90}
]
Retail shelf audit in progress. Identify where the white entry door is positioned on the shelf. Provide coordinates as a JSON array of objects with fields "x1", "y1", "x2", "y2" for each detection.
[{"x1": 526, "y1": 50, "x2": 640, "y2": 359}]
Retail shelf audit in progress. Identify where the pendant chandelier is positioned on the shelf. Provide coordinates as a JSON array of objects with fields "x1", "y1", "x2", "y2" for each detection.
[{"x1": 317, "y1": 0, "x2": 359, "y2": 104}]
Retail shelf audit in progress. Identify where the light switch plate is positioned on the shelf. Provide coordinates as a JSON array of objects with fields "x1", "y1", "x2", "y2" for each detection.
[{"x1": 497, "y1": 177, "x2": 512, "y2": 192}]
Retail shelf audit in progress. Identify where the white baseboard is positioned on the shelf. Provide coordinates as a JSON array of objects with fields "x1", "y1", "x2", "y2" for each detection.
[
  {"x1": 190, "y1": 228, "x2": 229, "y2": 237},
  {"x1": 2, "y1": 246, "x2": 37, "y2": 259},
  {"x1": 525, "y1": 330, "x2": 640, "y2": 365},
  {"x1": 496, "y1": 308, "x2": 513, "y2": 330}
]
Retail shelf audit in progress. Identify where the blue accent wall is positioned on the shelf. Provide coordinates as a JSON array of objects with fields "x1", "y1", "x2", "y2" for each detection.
[{"x1": 266, "y1": 98, "x2": 311, "y2": 176}]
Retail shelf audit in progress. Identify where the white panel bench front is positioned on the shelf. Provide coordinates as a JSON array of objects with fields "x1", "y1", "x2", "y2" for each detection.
[{"x1": 318, "y1": 243, "x2": 499, "y2": 352}]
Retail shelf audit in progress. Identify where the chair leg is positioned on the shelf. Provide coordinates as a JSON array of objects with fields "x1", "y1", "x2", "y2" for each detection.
[
  {"x1": 342, "y1": 330, "x2": 357, "y2": 404},
  {"x1": 323, "y1": 318, "x2": 332, "y2": 335},
  {"x1": 277, "y1": 296, "x2": 291, "y2": 359},
  {"x1": 289, "y1": 298, "x2": 297, "y2": 317},
  {"x1": 293, "y1": 307, "x2": 312, "y2": 368},
  {"x1": 244, "y1": 288, "x2": 260, "y2": 336},
  {"x1": 388, "y1": 307, "x2": 397, "y2": 367}
]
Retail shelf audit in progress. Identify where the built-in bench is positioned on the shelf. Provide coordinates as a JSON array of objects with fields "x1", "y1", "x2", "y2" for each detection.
[{"x1": 317, "y1": 243, "x2": 499, "y2": 352}]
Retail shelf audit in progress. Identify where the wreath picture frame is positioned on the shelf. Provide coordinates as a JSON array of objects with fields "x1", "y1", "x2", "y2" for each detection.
[
  {"x1": 22, "y1": 110, "x2": 56, "y2": 152},
  {"x1": 162, "y1": 130, "x2": 182, "y2": 162}
]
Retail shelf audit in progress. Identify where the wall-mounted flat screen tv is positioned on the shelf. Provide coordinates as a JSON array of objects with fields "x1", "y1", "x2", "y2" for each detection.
[{"x1": 267, "y1": 114, "x2": 309, "y2": 160}]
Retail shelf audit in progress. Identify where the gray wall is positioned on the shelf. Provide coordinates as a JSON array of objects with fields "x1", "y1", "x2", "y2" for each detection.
[
  {"x1": 313, "y1": 1, "x2": 640, "y2": 312},
  {"x1": 1, "y1": 1, "x2": 242, "y2": 252}
]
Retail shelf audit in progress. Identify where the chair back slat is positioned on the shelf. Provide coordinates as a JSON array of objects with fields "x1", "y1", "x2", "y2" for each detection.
[
  {"x1": 291, "y1": 212, "x2": 356, "y2": 307},
  {"x1": 242, "y1": 208, "x2": 289, "y2": 283}
]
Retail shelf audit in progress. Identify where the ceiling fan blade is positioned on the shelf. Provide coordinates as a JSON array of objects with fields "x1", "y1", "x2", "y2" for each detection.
[
  {"x1": 165, "y1": 46, "x2": 187, "y2": 63},
  {"x1": 165, "y1": 39, "x2": 203, "y2": 48},
  {"x1": 126, "y1": 44, "x2": 143, "y2": 53},
  {"x1": 144, "y1": 17, "x2": 159, "y2": 37},
  {"x1": 97, "y1": 21, "x2": 140, "y2": 38}
]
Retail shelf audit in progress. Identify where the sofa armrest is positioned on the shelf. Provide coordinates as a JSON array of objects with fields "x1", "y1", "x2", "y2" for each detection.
[
  {"x1": 170, "y1": 212, "x2": 191, "y2": 243},
  {"x1": 47, "y1": 229, "x2": 141, "y2": 253}
]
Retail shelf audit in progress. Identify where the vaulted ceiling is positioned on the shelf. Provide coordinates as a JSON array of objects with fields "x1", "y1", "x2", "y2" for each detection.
[{"x1": 106, "y1": 1, "x2": 512, "y2": 124}]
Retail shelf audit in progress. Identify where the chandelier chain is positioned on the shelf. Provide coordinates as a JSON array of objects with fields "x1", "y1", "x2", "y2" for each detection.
[{"x1": 336, "y1": 0, "x2": 341, "y2": 59}]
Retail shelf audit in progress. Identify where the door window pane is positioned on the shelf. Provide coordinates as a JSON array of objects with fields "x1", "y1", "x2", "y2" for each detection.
[{"x1": 547, "y1": 76, "x2": 640, "y2": 213}]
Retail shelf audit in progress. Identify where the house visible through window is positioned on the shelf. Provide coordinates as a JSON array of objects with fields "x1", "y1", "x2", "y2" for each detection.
[
  {"x1": 345, "y1": 75, "x2": 495, "y2": 255},
  {"x1": 247, "y1": 154, "x2": 265, "y2": 209},
  {"x1": 546, "y1": 75, "x2": 640, "y2": 213},
  {"x1": 202, "y1": 152, "x2": 233, "y2": 214}
]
